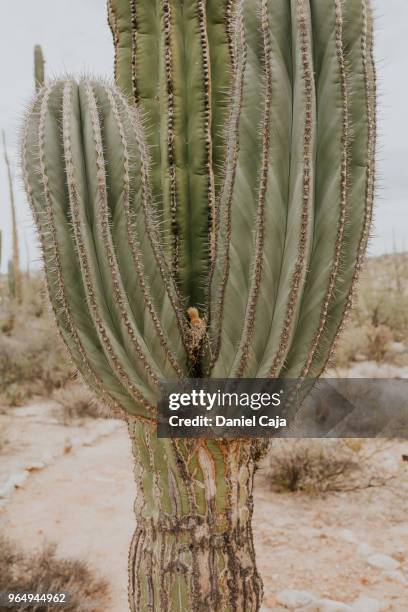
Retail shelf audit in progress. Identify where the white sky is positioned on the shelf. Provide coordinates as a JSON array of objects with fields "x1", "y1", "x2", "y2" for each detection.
[{"x1": 0, "y1": 0, "x2": 407, "y2": 272}]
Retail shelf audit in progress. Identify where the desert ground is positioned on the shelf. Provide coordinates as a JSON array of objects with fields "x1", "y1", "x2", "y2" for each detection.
[{"x1": 0, "y1": 397, "x2": 407, "y2": 612}]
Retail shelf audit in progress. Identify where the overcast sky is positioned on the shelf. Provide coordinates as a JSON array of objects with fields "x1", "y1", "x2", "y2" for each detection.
[{"x1": 0, "y1": 0, "x2": 407, "y2": 272}]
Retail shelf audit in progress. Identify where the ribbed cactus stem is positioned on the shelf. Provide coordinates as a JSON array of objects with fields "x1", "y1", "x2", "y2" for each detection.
[
  {"x1": 267, "y1": 0, "x2": 315, "y2": 378},
  {"x1": 233, "y1": 0, "x2": 272, "y2": 378},
  {"x1": 34, "y1": 45, "x2": 45, "y2": 92}
]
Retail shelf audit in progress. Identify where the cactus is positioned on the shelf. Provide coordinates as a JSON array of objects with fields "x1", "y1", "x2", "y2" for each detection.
[
  {"x1": 3, "y1": 131, "x2": 22, "y2": 304},
  {"x1": 7, "y1": 259, "x2": 16, "y2": 299},
  {"x1": 23, "y1": 1, "x2": 376, "y2": 610},
  {"x1": 34, "y1": 45, "x2": 45, "y2": 92}
]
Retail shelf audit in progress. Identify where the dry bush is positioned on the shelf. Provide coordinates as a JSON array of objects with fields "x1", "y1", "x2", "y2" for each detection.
[
  {"x1": 53, "y1": 384, "x2": 107, "y2": 424},
  {"x1": 335, "y1": 324, "x2": 371, "y2": 367},
  {"x1": 0, "y1": 534, "x2": 109, "y2": 611},
  {"x1": 265, "y1": 439, "x2": 391, "y2": 495},
  {"x1": 0, "y1": 275, "x2": 74, "y2": 406},
  {"x1": 335, "y1": 254, "x2": 408, "y2": 366}
]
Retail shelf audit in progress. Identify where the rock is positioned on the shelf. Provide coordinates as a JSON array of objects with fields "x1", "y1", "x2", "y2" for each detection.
[
  {"x1": 276, "y1": 589, "x2": 317, "y2": 609},
  {"x1": 298, "y1": 527, "x2": 323, "y2": 538},
  {"x1": 389, "y1": 341, "x2": 406, "y2": 354},
  {"x1": 338, "y1": 529, "x2": 357, "y2": 543},
  {"x1": 357, "y1": 543, "x2": 374, "y2": 558},
  {"x1": 0, "y1": 470, "x2": 29, "y2": 498},
  {"x1": 384, "y1": 570, "x2": 408, "y2": 585},
  {"x1": 262, "y1": 597, "x2": 276, "y2": 610},
  {"x1": 314, "y1": 600, "x2": 352, "y2": 612},
  {"x1": 351, "y1": 595, "x2": 386, "y2": 611},
  {"x1": 366, "y1": 553, "x2": 400, "y2": 571},
  {"x1": 26, "y1": 461, "x2": 46, "y2": 472},
  {"x1": 304, "y1": 600, "x2": 353, "y2": 612}
]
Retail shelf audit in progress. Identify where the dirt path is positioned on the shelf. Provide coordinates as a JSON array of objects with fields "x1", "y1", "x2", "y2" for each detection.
[{"x1": 1, "y1": 406, "x2": 407, "y2": 611}]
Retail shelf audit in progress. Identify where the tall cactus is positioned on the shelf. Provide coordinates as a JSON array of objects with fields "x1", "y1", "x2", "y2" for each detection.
[
  {"x1": 22, "y1": 1, "x2": 376, "y2": 610},
  {"x1": 34, "y1": 44, "x2": 45, "y2": 92},
  {"x1": 3, "y1": 131, "x2": 22, "y2": 304}
]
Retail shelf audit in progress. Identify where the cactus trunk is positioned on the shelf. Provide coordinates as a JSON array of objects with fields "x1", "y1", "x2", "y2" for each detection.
[{"x1": 128, "y1": 420, "x2": 263, "y2": 611}]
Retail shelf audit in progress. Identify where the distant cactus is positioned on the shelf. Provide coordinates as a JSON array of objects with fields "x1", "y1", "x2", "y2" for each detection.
[
  {"x1": 23, "y1": 1, "x2": 376, "y2": 610},
  {"x1": 3, "y1": 131, "x2": 22, "y2": 304},
  {"x1": 7, "y1": 259, "x2": 15, "y2": 299},
  {"x1": 34, "y1": 45, "x2": 45, "y2": 92}
]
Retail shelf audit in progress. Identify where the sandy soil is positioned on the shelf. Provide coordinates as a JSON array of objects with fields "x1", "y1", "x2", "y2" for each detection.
[{"x1": 0, "y1": 402, "x2": 407, "y2": 611}]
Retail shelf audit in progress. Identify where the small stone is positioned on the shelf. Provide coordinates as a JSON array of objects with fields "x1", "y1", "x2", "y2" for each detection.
[
  {"x1": 276, "y1": 589, "x2": 317, "y2": 609},
  {"x1": 338, "y1": 529, "x2": 357, "y2": 543},
  {"x1": 263, "y1": 597, "x2": 276, "y2": 610},
  {"x1": 351, "y1": 595, "x2": 385, "y2": 611},
  {"x1": 0, "y1": 470, "x2": 29, "y2": 498},
  {"x1": 389, "y1": 341, "x2": 405, "y2": 354},
  {"x1": 26, "y1": 461, "x2": 45, "y2": 472},
  {"x1": 315, "y1": 600, "x2": 352, "y2": 612},
  {"x1": 357, "y1": 543, "x2": 374, "y2": 558},
  {"x1": 384, "y1": 570, "x2": 408, "y2": 585},
  {"x1": 366, "y1": 553, "x2": 400, "y2": 571}
]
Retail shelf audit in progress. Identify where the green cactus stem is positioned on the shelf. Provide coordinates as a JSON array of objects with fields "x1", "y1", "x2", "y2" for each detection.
[
  {"x1": 23, "y1": 0, "x2": 376, "y2": 609},
  {"x1": 34, "y1": 45, "x2": 45, "y2": 92},
  {"x1": 7, "y1": 259, "x2": 16, "y2": 300}
]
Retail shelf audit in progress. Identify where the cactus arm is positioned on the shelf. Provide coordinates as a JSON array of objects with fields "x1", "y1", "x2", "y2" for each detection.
[
  {"x1": 209, "y1": 0, "x2": 317, "y2": 379},
  {"x1": 283, "y1": 0, "x2": 376, "y2": 378},
  {"x1": 230, "y1": 0, "x2": 275, "y2": 378},
  {"x1": 207, "y1": 0, "x2": 267, "y2": 376},
  {"x1": 274, "y1": 0, "x2": 352, "y2": 378},
  {"x1": 22, "y1": 80, "x2": 196, "y2": 418},
  {"x1": 22, "y1": 86, "x2": 135, "y2": 417},
  {"x1": 109, "y1": 1, "x2": 234, "y2": 311},
  {"x1": 158, "y1": 0, "x2": 215, "y2": 308},
  {"x1": 258, "y1": 0, "x2": 316, "y2": 378},
  {"x1": 304, "y1": 0, "x2": 376, "y2": 377}
]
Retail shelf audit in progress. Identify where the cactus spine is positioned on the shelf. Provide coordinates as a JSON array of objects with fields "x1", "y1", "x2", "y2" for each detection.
[{"x1": 23, "y1": 1, "x2": 376, "y2": 610}]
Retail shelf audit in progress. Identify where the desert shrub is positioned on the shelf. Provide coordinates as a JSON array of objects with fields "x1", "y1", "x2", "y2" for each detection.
[
  {"x1": 0, "y1": 274, "x2": 74, "y2": 406},
  {"x1": 0, "y1": 534, "x2": 109, "y2": 611},
  {"x1": 53, "y1": 384, "x2": 106, "y2": 424},
  {"x1": 266, "y1": 439, "x2": 374, "y2": 495},
  {"x1": 335, "y1": 254, "x2": 408, "y2": 366},
  {"x1": 335, "y1": 324, "x2": 371, "y2": 367}
]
